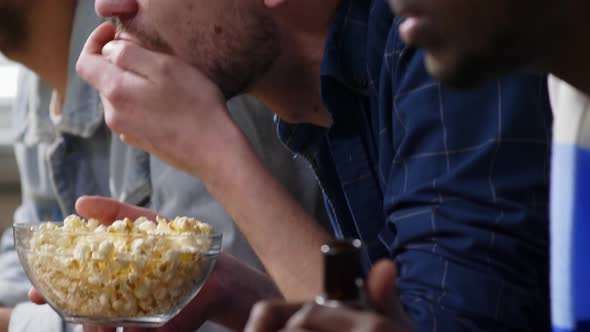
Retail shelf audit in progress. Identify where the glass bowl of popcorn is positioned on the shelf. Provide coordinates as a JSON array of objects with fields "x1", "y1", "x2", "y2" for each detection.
[{"x1": 13, "y1": 215, "x2": 222, "y2": 328}]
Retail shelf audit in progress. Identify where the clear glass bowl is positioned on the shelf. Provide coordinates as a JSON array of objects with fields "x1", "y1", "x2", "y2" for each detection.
[{"x1": 14, "y1": 222, "x2": 222, "y2": 328}]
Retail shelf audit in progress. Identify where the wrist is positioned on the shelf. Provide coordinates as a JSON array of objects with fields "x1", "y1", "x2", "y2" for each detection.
[{"x1": 188, "y1": 116, "x2": 260, "y2": 188}]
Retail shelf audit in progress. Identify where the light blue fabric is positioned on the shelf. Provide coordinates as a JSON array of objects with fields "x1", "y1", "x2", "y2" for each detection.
[
  {"x1": 551, "y1": 146, "x2": 590, "y2": 332},
  {"x1": 550, "y1": 77, "x2": 590, "y2": 332},
  {"x1": 554, "y1": 328, "x2": 574, "y2": 332}
]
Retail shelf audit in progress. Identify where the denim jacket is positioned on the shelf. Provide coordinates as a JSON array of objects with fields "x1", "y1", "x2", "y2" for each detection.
[{"x1": 2, "y1": 2, "x2": 327, "y2": 332}]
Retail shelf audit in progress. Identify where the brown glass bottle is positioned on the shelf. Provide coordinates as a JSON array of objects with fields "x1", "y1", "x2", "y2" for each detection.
[{"x1": 315, "y1": 239, "x2": 372, "y2": 310}]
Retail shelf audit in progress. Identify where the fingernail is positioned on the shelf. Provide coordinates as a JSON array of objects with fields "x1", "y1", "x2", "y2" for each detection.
[{"x1": 101, "y1": 41, "x2": 118, "y2": 57}]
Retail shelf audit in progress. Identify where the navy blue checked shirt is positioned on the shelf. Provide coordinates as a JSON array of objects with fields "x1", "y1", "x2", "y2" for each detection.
[{"x1": 278, "y1": 0, "x2": 552, "y2": 331}]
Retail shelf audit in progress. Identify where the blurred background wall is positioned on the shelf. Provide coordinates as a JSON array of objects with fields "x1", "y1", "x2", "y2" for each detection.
[{"x1": 0, "y1": 55, "x2": 22, "y2": 234}]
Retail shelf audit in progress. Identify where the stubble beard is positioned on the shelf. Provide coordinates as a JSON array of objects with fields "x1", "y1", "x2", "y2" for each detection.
[
  {"x1": 115, "y1": 13, "x2": 280, "y2": 100},
  {"x1": 432, "y1": 28, "x2": 541, "y2": 89}
]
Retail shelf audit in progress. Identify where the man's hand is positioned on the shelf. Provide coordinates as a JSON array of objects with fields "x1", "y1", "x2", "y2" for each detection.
[
  {"x1": 78, "y1": 21, "x2": 328, "y2": 304},
  {"x1": 0, "y1": 307, "x2": 12, "y2": 332},
  {"x1": 77, "y1": 22, "x2": 246, "y2": 178},
  {"x1": 29, "y1": 196, "x2": 283, "y2": 332},
  {"x1": 245, "y1": 260, "x2": 415, "y2": 332}
]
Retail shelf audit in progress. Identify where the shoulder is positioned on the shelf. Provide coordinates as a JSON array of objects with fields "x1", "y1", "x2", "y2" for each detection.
[{"x1": 366, "y1": 3, "x2": 431, "y2": 98}]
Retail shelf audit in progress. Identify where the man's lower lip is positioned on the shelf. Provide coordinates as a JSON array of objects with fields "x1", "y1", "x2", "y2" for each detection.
[{"x1": 399, "y1": 16, "x2": 429, "y2": 46}]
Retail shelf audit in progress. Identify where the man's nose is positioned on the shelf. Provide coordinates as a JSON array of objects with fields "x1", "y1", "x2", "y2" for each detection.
[{"x1": 95, "y1": 0, "x2": 139, "y2": 18}]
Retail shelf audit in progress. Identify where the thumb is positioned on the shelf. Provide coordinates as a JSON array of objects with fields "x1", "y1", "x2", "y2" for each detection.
[
  {"x1": 28, "y1": 288, "x2": 45, "y2": 304},
  {"x1": 367, "y1": 260, "x2": 415, "y2": 330},
  {"x1": 367, "y1": 259, "x2": 399, "y2": 316},
  {"x1": 75, "y1": 196, "x2": 159, "y2": 223}
]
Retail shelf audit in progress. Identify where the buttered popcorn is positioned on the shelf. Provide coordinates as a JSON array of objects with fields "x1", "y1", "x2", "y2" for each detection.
[{"x1": 25, "y1": 215, "x2": 215, "y2": 318}]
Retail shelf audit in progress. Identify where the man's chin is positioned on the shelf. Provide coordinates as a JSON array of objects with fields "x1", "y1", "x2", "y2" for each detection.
[{"x1": 425, "y1": 52, "x2": 503, "y2": 89}]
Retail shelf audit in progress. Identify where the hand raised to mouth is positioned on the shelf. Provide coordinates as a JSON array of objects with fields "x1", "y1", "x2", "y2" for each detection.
[{"x1": 76, "y1": 21, "x2": 244, "y2": 181}]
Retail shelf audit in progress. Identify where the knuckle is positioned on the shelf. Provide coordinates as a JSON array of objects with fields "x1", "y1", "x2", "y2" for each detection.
[
  {"x1": 102, "y1": 82, "x2": 123, "y2": 104},
  {"x1": 102, "y1": 100, "x2": 130, "y2": 134},
  {"x1": 360, "y1": 316, "x2": 389, "y2": 332},
  {"x1": 156, "y1": 58, "x2": 174, "y2": 77},
  {"x1": 75, "y1": 58, "x2": 86, "y2": 77},
  {"x1": 250, "y1": 301, "x2": 274, "y2": 319},
  {"x1": 104, "y1": 111, "x2": 123, "y2": 133},
  {"x1": 101, "y1": 79, "x2": 125, "y2": 106},
  {"x1": 300, "y1": 303, "x2": 320, "y2": 318},
  {"x1": 111, "y1": 44, "x2": 131, "y2": 66},
  {"x1": 286, "y1": 303, "x2": 316, "y2": 327}
]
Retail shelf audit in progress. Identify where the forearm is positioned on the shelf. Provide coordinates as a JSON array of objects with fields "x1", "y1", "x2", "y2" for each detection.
[{"x1": 196, "y1": 125, "x2": 330, "y2": 300}]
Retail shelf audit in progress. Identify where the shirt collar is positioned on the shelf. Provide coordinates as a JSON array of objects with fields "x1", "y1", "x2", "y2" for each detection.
[{"x1": 320, "y1": 0, "x2": 371, "y2": 93}]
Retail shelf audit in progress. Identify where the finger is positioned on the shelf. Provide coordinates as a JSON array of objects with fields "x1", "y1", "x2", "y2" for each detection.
[
  {"x1": 76, "y1": 22, "x2": 124, "y2": 86},
  {"x1": 82, "y1": 21, "x2": 117, "y2": 55},
  {"x1": 367, "y1": 260, "x2": 413, "y2": 329},
  {"x1": 285, "y1": 304, "x2": 361, "y2": 331},
  {"x1": 101, "y1": 39, "x2": 171, "y2": 80},
  {"x1": 367, "y1": 259, "x2": 397, "y2": 315},
  {"x1": 76, "y1": 23, "x2": 144, "y2": 100},
  {"x1": 28, "y1": 288, "x2": 45, "y2": 304},
  {"x1": 245, "y1": 301, "x2": 304, "y2": 332},
  {"x1": 75, "y1": 196, "x2": 160, "y2": 223}
]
